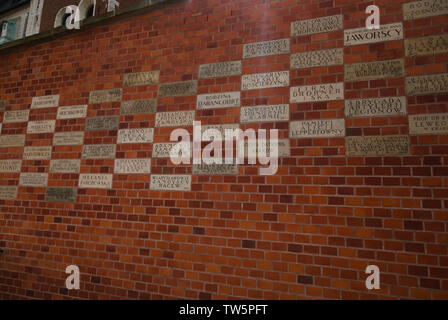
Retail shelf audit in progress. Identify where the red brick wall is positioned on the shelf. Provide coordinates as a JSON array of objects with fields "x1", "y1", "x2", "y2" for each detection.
[{"x1": 0, "y1": 0, "x2": 447, "y2": 299}]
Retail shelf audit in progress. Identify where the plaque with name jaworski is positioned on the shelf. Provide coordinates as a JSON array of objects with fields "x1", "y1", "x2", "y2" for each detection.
[{"x1": 344, "y1": 23, "x2": 403, "y2": 46}]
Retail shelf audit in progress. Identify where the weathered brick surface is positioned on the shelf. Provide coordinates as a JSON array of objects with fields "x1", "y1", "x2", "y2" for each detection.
[{"x1": 0, "y1": 0, "x2": 447, "y2": 300}]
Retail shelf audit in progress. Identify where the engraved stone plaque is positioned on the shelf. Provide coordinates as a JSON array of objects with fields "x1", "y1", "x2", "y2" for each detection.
[
  {"x1": 345, "y1": 97, "x2": 407, "y2": 118},
  {"x1": 403, "y1": 0, "x2": 448, "y2": 20},
  {"x1": 53, "y1": 131, "x2": 84, "y2": 146},
  {"x1": 152, "y1": 142, "x2": 192, "y2": 158},
  {"x1": 0, "y1": 159, "x2": 22, "y2": 173},
  {"x1": 114, "y1": 158, "x2": 151, "y2": 174},
  {"x1": 0, "y1": 134, "x2": 26, "y2": 147},
  {"x1": 346, "y1": 135, "x2": 409, "y2": 156},
  {"x1": 158, "y1": 80, "x2": 197, "y2": 97},
  {"x1": 117, "y1": 128, "x2": 154, "y2": 144},
  {"x1": 23, "y1": 146, "x2": 52, "y2": 160},
  {"x1": 409, "y1": 113, "x2": 448, "y2": 134},
  {"x1": 0, "y1": 186, "x2": 18, "y2": 199},
  {"x1": 155, "y1": 110, "x2": 195, "y2": 127},
  {"x1": 31, "y1": 95, "x2": 59, "y2": 109},
  {"x1": 3, "y1": 110, "x2": 30, "y2": 123},
  {"x1": 345, "y1": 59, "x2": 404, "y2": 81},
  {"x1": 85, "y1": 116, "x2": 119, "y2": 131},
  {"x1": 19, "y1": 172, "x2": 48, "y2": 187},
  {"x1": 197, "y1": 92, "x2": 241, "y2": 110},
  {"x1": 82, "y1": 144, "x2": 116, "y2": 159},
  {"x1": 291, "y1": 15, "x2": 343, "y2": 37},
  {"x1": 240, "y1": 104, "x2": 289, "y2": 123},
  {"x1": 27, "y1": 120, "x2": 56, "y2": 134},
  {"x1": 150, "y1": 174, "x2": 192, "y2": 191},
  {"x1": 45, "y1": 187, "x2": 77, "y2": 203},
  {"x1": 290, "y1": 83, "x2": 344, "y2": 103},
  {"x1": 406, "y1": 73, "x2": 448, "y2": 95},
  {"x1": 79, "y1": 174, "x2": 113, "y2": 189},
  {"x1": 57, "y1": 105, "x2": 87, "y2": 119},
  {"x1": 198, "y1": 61, "x2": 242, "y2": 79},
  {"x1": 202, "y1": 123, "x2": 240, "y2": 137},
  {"x1": 405, "y1": 34, "x2": 448, "y2": 57},
  {"x1": 344, "y1": 23, "x2": 403, "y2": 46},
  {"x1": 89, "y1": 88, "x2": 122, "y2": 104},
  {"x1": 243, "y1": 38, "x2": 290, "y2": 59},
  {"x1": 241, "y1": 71, "x2": 289, "y2": 91},
  {"x1": 50, "y1": 159, "x2": 81, "y2": 173},
  {"x1": 291, "y1": 48, "x2": 343, "y2": 69},
  {"x1": 193, "y1": 163, "x2": 238, "y2": 175},
  {"x1": 123, "y1": 71, "x2": 160, "y2": 87},
  {"x1": 290, "y1": 119, "x2": 345, "y2": 138},
  {"x1": 240, "y1": 139, "x2": 290, "y2": 158},
  {"x1": 120, "y1": 99, "x2": 157, "y2": 115}
]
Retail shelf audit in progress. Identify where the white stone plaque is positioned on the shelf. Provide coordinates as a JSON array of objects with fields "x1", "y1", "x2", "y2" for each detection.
[
  {"x1": 57, "y1": 105, "x2": 87, "y2": 119},
  {"x1": 19, "y1": 172, "x2": 48, "y2": 187},
  {"x1": 346, "y1": 135, "x2": 409, "y2": 156},
  {"x1": 82, "y1": 144, "x2": 116, "y2": 159},
  {"x1": 0, "y1": 159, "x2": 22, "y2": 173},
  {"x1": 27, "y1": 120, "x2": 56, "y2": 134},
  {"x1": 291, "y1": 48, "x2": 344, "y2": 69},
  {"x1": 344, "y1": 23, "x2": 404, "y2": 46},
  {"x1": 242, "y1": 71, "x2": 289, "y2": 91},
  {"x1": 240, "y1": 104, "x2": 289, "y2": 123},
  {"x1": 403, "y1": 0, "x2": 448, "y2": 20},
  {"x1": 152, "y1": 142, "x2": 192, "y2": 158},
  {"x1": 0, "y1": 134, "x2": 26, "y2": 147},
  {"x1": 123, "y1": 71, "x2": 160, "y2": 87},
  {"x1": 345, "y1": 97, "x2": 407, "y2": 118},
  {"x1": 155, "y1": 110, "x2": 195, "y2": 127},
  {"x1": 150, "y1": 174, "x2": 192, "y2": 191},
  {"x1": 79, "y1": 174, "x2": 113, "y2": 189},
  {"x1": 31, "y1": 95, "x2": 59, "y2": 109},
  {"x1": 23, "y1": 146, "x2": 52, "y2": 160},
  {"x1": 198, "y1": 61, "x2": 242, "y2": 79},
  {"x1": 3, "y1": 110, "x2": 30, "y2": 123},
  {"x1": 89, "y1": 88, "x2": 122, "y2": 104},
  {"x1": 50, "y1": 159, "x2": 81, "y2": 173},
  {"x1": 197, "y1": 92, "x2": 241, "y2": 110},
  {"x1": 243, "y1": 38, "x2": 290, "y2": 59},
  {"x1": 406, "y1": 73, "x2": 448, "y2": 95},
  {"x1": 290, "y1": 83, "x2": 344, "y2": 103},
  {"x1": 290, "y1": 119, "x2": 345, "y2": 138},
  {"x1": 114, "y1": 159, "x2": 151, "y2": 174},
  {"x1": 0, "y1": 186, "x2": 18, "y2": 199},
  {"x1": 117, "y1": 128, "x2": 154, "y2": 144},
  {"x1": 409, "y1": 113, "x2": 448, "y2": 134},
  {"x1": 345, "y1": 59, "x2": 405, "y2": 81},
  {"x1": 53, "y1": 131, "x2": 85, "y2": 146},
  {"x1": 291, "y1": 15, "x2": 343, "y2": 37}
]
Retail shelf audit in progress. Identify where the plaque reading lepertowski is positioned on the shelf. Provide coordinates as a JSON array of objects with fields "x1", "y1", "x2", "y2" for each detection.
[
  {"x1": 240, "y1": 104, "x2": 289, "y2": 123},
  {"x1": 406, "y1": 73, "x2": 448, "y2": 95},
  {"x1": 345, "y1": 97, "x2": 407, "y2": 118},
  {"x1": 23, "y1": 146, "x2": 52, "y2": 160},
  {"x1": 345, "y1": 59, "x2": 405, "y2": 81},
  {"x1": 19, "y1": 172, "x2": 48, "y2": 187},
  {"x1": 123, "y1": 71, "x2": 160, "y2": 87},
  {"x1": 243, "y1": 39, "x2": 290, "y2": 59},
  {"x1": 403, "y1": 0, "x2": 448, "y2": 20},
  {"x1": 3, "y1": 110, "x2": 30, "y2": 123},
  {"x1": 31, "y1": 95, "x2": 59, "y2": 109},
  {"x1": 117, "y1": 128, "x2": 154, "y2": 144},
  {"x1": 0, "y1": 159, "x2": 22, "y2": 173},
  {"x1": 27, "y1": 120, "x2": 56, "y2": 134},
  {"x1": 89, "y1": 88, "x2": 122, "y2": 104},
  {"x1": 114, "y1": 159, "x2": 151, "y2": 174},
  {"x1": 53, "y1": 131, "x2": 84, "y2": 146},
  {"x1": 85, "y1": 116, "x2": 119, "y2": 131},
  {"x1": 120, "y1": 99, "x2": 157, "y2": 115},
  {"x1": 346, "y1": 135, "x2": 409, "y2": 156},
  {"x1": 57, "y1": 105, "x2": 87, "y2": 119},
  {"x1": 79, "y1": 174, "x2": 113, "y2": 189},
  {"x1": 290, "y1": 119, "x2": 345, "y2": 138},
  {"x1": 242, "y1": 71, "x2": 289, "y2": 91},
  {"x1": 405, "y1": 34, "x2": 448, "y2": 57},
  {"x1": 150, "y1": 174, "x2": 192, "y2": 191},
  {"x1": 291, "y1": 48, "x2": 344, "y2": 69},
  {"x1": 290, "y1": 83, "x2": 344, "y2": 103},
  {"x1": 291, "y1": 15, "x2": 343, "y2": 37},
  {"x1": 155, "y1": 110, "x2": 195, "y2": 127},
  {"x1": 0, "y1": 134, "x2": 26, "y2": 147},
  {"x1": 45, "y1": 187, "x2": 77, "y2": 203},
  {"x1": 409, "y1": 113, "x2": 448, "y2": 134},
  {"x1": 198, "y1": 61, "x2": 242, "y2": 79},
  {"x1": 344, "y1": 23, "x2": 403, "y2": 46},
  {"x1": 50, "y1": 159, "x2": 81, "y2": 173},
  {"x1": 0, "y1": 186, "x2": 18, "y2": 199},
  {"x1": 158, "y1": 81, "x2": 197, "y2": 97},
  {"x1": 82, "y1": 144, "x2": 116, "y2": 159},
  {"x1": 197, "y1": 92, "x2": 241, "y2": 110}
]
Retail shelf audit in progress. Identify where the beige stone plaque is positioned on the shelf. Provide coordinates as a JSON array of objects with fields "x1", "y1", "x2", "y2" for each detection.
[
  {"x1": 0, "y1": 186, "x2": 18, "y2": 199},
  {"x1": 79, "y1": 174, "x2": 113, "y2": 189},
  {"x1": 346, "y1": 135, "x2": 409, "y2": 156},
  {"x1": 152, "y1": 142, "x2": 192, "y2": 158},
  {"x1": 158, "y1": 81, "x2": 197, "y2": 97},
  {"x1": 406, "y1": 73, "x2": 448, "y2": 95},
  {"x1": 291, "y1": 48, "x2": 343, "y2": 69},
  {"x1": 240, "y1": 104, "x2": 289, "y2": 123},
  {"x1": 3, "y1": 110, "x2": 30, "y2": 123},
  {"x1": 290, "y1": 83, "x2": 344, "y2": 103},
  {"x1": 0, "y1": 159, "x2": 22, "y2": 173},
  {"x1": 114, "y1": 159, "x2": 151, "y2": 174},
  {"x1": 243, "y1": 39, "x2": 290, "y2": 59},
  {"x1": 344, "y1": 23, "x2": 403, "y2": 46},
  {"x1": 31, "y1": 95, "x2": 59, "y2": 109},
  {"x1": 27, "y1": 120, "x2": 56, "y2": 134},
  {"x1": 123, "y1": 71, "x2": 160, "y2": 87},
  {"x1": 57, "y1": 105, "x2": 87, "y2": 119},
  {"x1": 0, "y1": 134, "x2": 26, "y2": 147},
  {"x1": 53, "y1": 131, "x2": 84, "y2": 146},
  {"x1": 345, "y1": 97, "x2": 407, "y2": 118},
  {"x1": 198, "y1": 61, "x2": 242, "y2": 79},
  {"x1": 409, "y1": 113, "x2": 448, "y2": 134},
  {"x1": 291, "y1": 15, "x2": 343, "y2": 37},
  {"x1": 23, "y1": 146, "x2": 52, "y2": 160},
  {"x1": 19, "y1": 172, "x2": 48, "y2": 187},
  {"x1": 345, "y1": 59, "x2": 404, "y2": 81},
  {"x1": 242, "y1": 71, "x2": 289, "y2": 91},
  {"x1": 120, "y1": 99, "x2": 157, "y2": 115},
  {"x1": 150, "y1": 174, "x2": 191, "y2": 191},
  {"x1": 403, "y1": 0, "x2": 448, "y2": 20},
  {"x1": 50, "y1": 159, "x2": 81, "y2": 173},
  {"x1": 405, "y1": 34, "x2": 448, "y2": 56},
  {"x1": 155, "y1": 110, "x2": 195, "y2": 127},
  {"x1": 89, "y1": 88, "x2": 122, "y2": 104},
  {"x1": 197, "y1": 92, "x2": 240, "y2": 110},
  {"x1": 117, "y1": 128, "x2": 154, "y2": 144},
  {"x1": 290, "y1": 119, "x2": 345, "y2": 138},
  {"x1": 82, "y1": 144, "x2": 116, "y2": 159}
]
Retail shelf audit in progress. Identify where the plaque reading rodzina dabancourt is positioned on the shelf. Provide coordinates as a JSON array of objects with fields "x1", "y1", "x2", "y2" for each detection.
[
  {"x1": 57, "y1": 105, "x2": 87, "y2": 119},
  {"x1": 50, "y1": 159, "x2": 81, "y2": 173},
  {"x1": 291, "y1": 15, "x2": 343, "y2": 37},
  {"x1": 79, "y1": 174, "x2": 113, "y2": 189},
  {"x1": 405, "y1": 34, "x2": 448, "y2": 57},
  {"x1": 241, "y1": 71, "x2": 289, "y2": 91},
  {"x1": 198, "y1": 61, "x2": 242, "y2": 79},
  {"x1": 290, "y1": 83, "x2": 344, "y2": 103},
  {"x1": 82, "y1": 144, "x2": 116, "y2": 159},
  {"x1": 346, "y1": 135, "x2": 409, "y2": 156},
  {"x1": 23, "y1": 146, "x2": 52, "y2": 160},
  {"x1": 0, "y1": 134, "x2": 26, "y2": 147},
  {"x1": 150, "y1": 175, "x2": 192, "y2": 191},
  {"x1": 197, "y1": 92, "x2": 241, "y2": 110},
  {"x1": 85, "y1": 116, "x2": 119, "y2": 131},
  {"x1": 290, "y1": 119, "x2": 346, "y2": 138},
  {"x1": 89, "y1": 88, "x2": 122, "y2": 104},
  {"x1": 291, "y1": 48, "x2": 344, "y2": 69},
  {"x1": 114, "y1": 159, "x2": 151, "y2": 174},
  {"x1": 158, "y1": 80, "x2": 197, "y2": 97},
  {"x1": 45, "y1": 187, "x2": 77, "y2": 203},
  {"x1": 243, "y1": 39, "x2": 290, "y2": 59},
  {"x1": 403, "y1": 0, "x2": 448, "y2": 20},
  {"x1": 406, "y1": 73, "x2": 448, "y2": 95},
  {"x1": 3, "y1": 110, "x2": 30, "y2": 123},
  {"x1": 240, "y1": 104, "x2": 289, "y2": 123},
  {"x1": 344, "y1": 23, "x2": 404, "y2": 46},
  {"x1": 53, "y1": 131, "x2": 85, "y2": 146},
  {"x1": 27, "y1": 120, "x2": 56, "y2": 134},
  {"x1": 19, "y1": 172, "x2": 49, "y2": 187},
  {"x1": 0, "y1": 159, "x2": 22, "y2": 173},
  {"x1": 117, "y1": 128, "x2": 154, "y2": 144},
  {"x1": 345, "y1": 59, "x2": 405, "y2": 82},
  {"x1": 31, "y1": 95, "x2": 59, "y2": 109},
  {"x1": 120, "y1": 99, "x2": 157, "y2": 115},
  {"x1": 123, "y1": 71, "x2": 160, "y2": 87},
  {"x1": 345, "y1": 97, "x2": 407, "y2": 118},
  {"x1": 409, "y1": 113, "x2": 448, "y2": 134},
  {"x1": 155, "y1": 110, "x2": 195, "y2": 127},
  {"x1": 0, "y1": 186, "x2": 18, "y2": 200}
]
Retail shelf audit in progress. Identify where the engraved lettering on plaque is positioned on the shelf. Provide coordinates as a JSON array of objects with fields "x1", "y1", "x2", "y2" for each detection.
[
  {"x1": 405, "y1": 34, "x2": 448, "y2": 56},
  {"x1": 155, "y1": 110, "x2": 195, "y2": 127},
  {"x1": 117, "y1": 128, "x2": 154, "y2": 144},
  {"x1": 346, "y1": 135, "x2": 409, "y2": 156},
  {"x1": 114, "y1": 159, "x2": 151, "y2": 174},
  {"x1": 120, "y1": 99, "x2": 157, "y2": 115},
  {"x1": 240, "y1": 104, "x2": 289, "y2": 123},
  {"x1": 150, "y1": 175, "x2": 192, "y2": 191},
  {"x1": 0, "y1": 134, "x2": 26, "y2": 147},
  {"x1": 344, "y1": 23, "x2": 403, "y2": 46},
  {"x1": 45, "y1": 187, "x2": 77, "y2": 203},
  {"x1": 406, "y1": 73, "x2": 448, "y2": 95},
  {"x1": 50, "y1": 159, "x2": 81, "y2": 173},
  {"x1": 0, "y1": 159, "x2": 22, "y2": 173},
  {"x1": 82, "y1": 144, "x2": 116, "y2": 159},
  {"x1": 197, "y1": 92, "x2": 241, "y2": 110},
  {"x1": 57, "y1": 105, "x2": 87, "y2": 119},
  {"x1": 409, "y1": 113, "x2": 448, "y2": 134},
  {"x1": 193, "y1": 163, "x2": 238, "y2": 175},
  {"x1": 403, "y1": 0, "x2": 448, "y2": 20},
  {"x1": 19, "y1": 172, "x2": 48, "y2": 187},
  {"x1": 53, "y1": 131, "x2": 84, "y2": 146},
  {"x1": 242, "y1": 71, "x2": 289, "y2": 91},
  {"x1": 85, "y1": 116, "x2": 119, "y2": 131},
  {"x1": 152, "y1": 142, "x2": 193, "y2": 158},
  {"x1": 89, "y1": 88, "x2": 122, "y2": 104},
  {"x1": 345, "y1": 59, "x2": 404, "y2": 81},
  {"x1": 158, "y1": 81, "x2": 197, "y2": 97},
  {"x1": 0, "y1": 186, "x2": 18, "y2": 199},
  {"x1": 291, "y1": 15, "x2": 343, "y2": 37},
  {"x1": 23, "y1": 146, "x2": 52, "y2": 160},
  {"x1": 290, "y1": 119, "x2": 345, "y2": 138},
  {"x1": 123, "y1": 71, "x2": 160, "y2": 87},
  {"x1": 198, "y1": 61, "x2": 242, "y2": 79},
  {"x1": 79, "y1": 174, "x2": 113, "y2": 189},
  {"x1": 345, "y1": 97, "x2": 407, "y2": 118},
  {"x1": 27, "y1": 120, "x2": 56, "y2": 134},
  {"x1": 3, "y1": 110, "x2": 30, "y2": 123},
  {"x1": 31, "y1": 95, "x2": 59, "y2": 109},
  {"x1": 291, "y1": 48, "x2": 343, "y2": 69},
  {"x1": 243, "y1": 39, "x2": 290, "y2": 59},
  {"x1": 290, "y1": 83, "x2": 344, "y2": 103}
]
